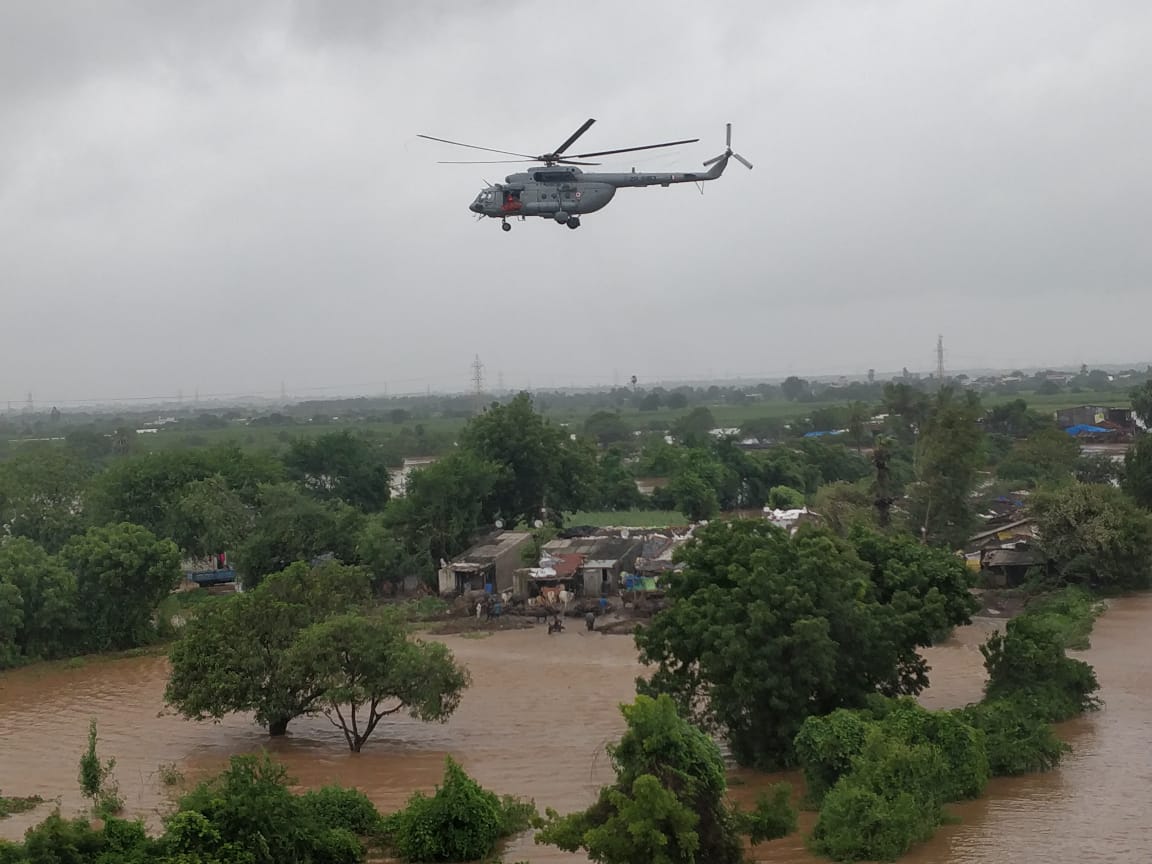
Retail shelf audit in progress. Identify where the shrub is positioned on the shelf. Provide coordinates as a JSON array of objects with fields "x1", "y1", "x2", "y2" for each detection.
[
  {"x1": 384, "y1": 757, "x2": 532, "y2": 863},
  {"x1": 299, "y1": 786, "x2": 384, "y2": 837},
  {"x1": 982, "y1": 612, "x2": 1101, "y2": 722},
  {"x1": 958, "y1": 698, "x2": 1069, "y2": 776},
  {"x1": 809, "y1": 730, "x2": 946, "y2": 862},
  {"x1": 794, "y1": 708, "x2": 873, "y2": 807}
]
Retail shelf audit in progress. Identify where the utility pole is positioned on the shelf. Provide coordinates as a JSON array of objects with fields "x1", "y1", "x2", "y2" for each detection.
[{"x1": 936, "y1": 334, "x2": 945, "y2": 383}]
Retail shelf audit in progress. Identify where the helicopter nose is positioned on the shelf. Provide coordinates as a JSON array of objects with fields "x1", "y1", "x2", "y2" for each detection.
[{"x1": 469, "y1": 200, "x2": 482, "y2": 213}]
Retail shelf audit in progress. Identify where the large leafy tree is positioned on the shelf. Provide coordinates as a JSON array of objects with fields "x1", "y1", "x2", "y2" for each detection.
[
  {"x1": 86, "y1": 446, "x2": 281, "y2": 539},
  {"x1": 282, "y1": 431, "x2": 394, "y2": 513},
  {"x1": 61, "y1": 523, "x2": 182, "y2": 651},
  {"x1": 233, "y1": 483, "x2": 365, "y2": 589},
  {"x1": 165, "y1": 560, "x2": 373, "y2": 736},
  {"x1": 287, "y1": 613, "x2": 469, "y2": 752},
  {"x1": 536, "y1": 693, "x2": 795, "y2": 864},
  {"x1": 0, "y1": 538, "x2": 78, "y2": 660},
  {"x1": 636, "y1": 520, "x2": 975, "y2": 769},
  {"x1": 0, "y1": 445, "x2": 91, "y2": 552},
  {"x1": 1123, "y1": 434, "x2": 1152, "y2": 508},
  {"x1": 906, "y1": 388, "x2": 985, "y2": 547},
  {"x1": 172, "y1": 474, "x2": 254, "y2": 559},
  {"x1": 382, "y1": 450, "x2": 504, "y2": 569},
  {"x1": 1029, "y1": 482, "x2": 1152, "y2": 591},
  {"x1": 459, "y1": 392, "x2": 592, "y2": 525}
]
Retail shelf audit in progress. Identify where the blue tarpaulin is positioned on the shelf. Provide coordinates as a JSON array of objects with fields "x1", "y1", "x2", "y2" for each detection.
[
  {"x1": 803, "y1": 430, "x2": 845, "y2": 438},
  {"x1": 1064, "y1": 424, "x2": 1108, "y2": 436}
]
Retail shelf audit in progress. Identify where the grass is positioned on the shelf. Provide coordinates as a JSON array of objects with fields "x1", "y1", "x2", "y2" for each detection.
[
  {"x1": 568, "y1": 510, "x2": 686, "y2": 528},
  {"x1": 0, "y1": 793, "x2": 44, "y2": 819}
]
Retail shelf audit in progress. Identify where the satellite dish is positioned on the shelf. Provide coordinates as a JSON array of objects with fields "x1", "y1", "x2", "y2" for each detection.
[
  {"x1": 495, "y1": 519, "x2": 505, "y2": 529},
  {"x1": 621, "y1": 529, "x2": 630, "y2": 539},
  {"x1": 534, "y1": 519, "x2": 544, "y2": 529}
]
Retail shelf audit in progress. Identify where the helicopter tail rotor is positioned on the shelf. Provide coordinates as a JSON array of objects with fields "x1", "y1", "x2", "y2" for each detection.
[{"x1": 703, "y1": 122, "x2": 752, "y2": 170}]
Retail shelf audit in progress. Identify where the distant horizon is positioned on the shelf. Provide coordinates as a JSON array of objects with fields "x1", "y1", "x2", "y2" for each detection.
[{"x1": 4, "y1": 358, "x2": 1147, "y2": 414}]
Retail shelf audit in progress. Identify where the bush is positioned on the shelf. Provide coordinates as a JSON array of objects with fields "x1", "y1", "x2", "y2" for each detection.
[
  {"x1": 981, "y1": 611, "x2": 1101, "y2": 722},
  {"x1": 958, "y1": 698, "x2": 1069, "y2": 776},
  {"x1": 794, "y1": 708, "x2": 873, "y2": 807},
  {"x1": 384, "y1": 757, "x2": 532, "y2": 863},
  {"x1": 175, "y1": 753, "x2": 365, "y2": 864},
  {"x1": 299, "y1": 786, "x2": 384, "y2": 838},
  {"x1": 809, "y1": 730, "x2": 946, "y2": 862}
]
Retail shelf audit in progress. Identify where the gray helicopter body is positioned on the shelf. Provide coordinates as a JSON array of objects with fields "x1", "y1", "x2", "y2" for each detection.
[{"x1": 419, "y1": 119, "x2": 751, "y2": 231}]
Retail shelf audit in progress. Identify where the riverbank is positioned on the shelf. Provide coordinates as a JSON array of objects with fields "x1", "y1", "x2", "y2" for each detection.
[{"x1": 1, "y1": 599, "x2": 1148, "y2": 862}]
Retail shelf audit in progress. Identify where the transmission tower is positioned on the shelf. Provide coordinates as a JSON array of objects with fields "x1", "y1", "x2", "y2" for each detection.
[
  {"x1": 936, "y1": 334, "x2": 945, "y2": 382},
  {"x1": 471, "y1": 354, "x2": 485, "y2": 411}
]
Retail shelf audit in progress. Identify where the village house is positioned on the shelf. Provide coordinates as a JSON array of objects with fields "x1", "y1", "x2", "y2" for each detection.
[
  {"x1": 541, "y1": 533, "x2": 644, "y2": 596},
  {"x1": 965, "y1": 518, "x2": 1043, "y2": 587},
  {"x1": 437, "y1": 530, "x2": 532, "y2": 596}
]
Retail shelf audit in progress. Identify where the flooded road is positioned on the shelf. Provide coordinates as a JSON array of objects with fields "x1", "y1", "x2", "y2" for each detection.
[{"x1": 1, "y1": 597, "x2": 1150, "y2": 862}]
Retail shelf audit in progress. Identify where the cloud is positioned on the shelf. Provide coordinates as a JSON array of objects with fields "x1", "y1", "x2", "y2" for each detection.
[{"x1": 2, "y1": 0, "x2": 1150, "y2": 404}]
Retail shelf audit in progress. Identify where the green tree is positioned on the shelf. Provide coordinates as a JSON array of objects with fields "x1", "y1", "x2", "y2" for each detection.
[
  {"x1": 0, "y1": 538, "x2": 78, "y2": 660},
  {"x1": 1123, "y1": 434, "x2": 1152, "y2": 508},
  {"x1": 881, "y1": 382, "x2": 930, "y2": 443},
  {"x1": 906, "y1": 388, "x2": 985, "y2": 547},
  {"x1": 981, "y1": 612, "x2": 1101, "y2": 722},
  {"x1": 0, "y1": 445, "x2": 91, "y2": 552},
  {"x1": 382, "y1": 450, "x2": 504, "y2": 571},
  {"x1": 1030, "y1": 482, "x2": 1152, "y2": 591},
  {"x1": 61, "y1": 523, "x2": 181, "y2": 652},
  {"x1": 767, "y1": 485, "x2": 805, "y2": 510},
  {"x1": 172, "y1": 474, "x2": 254, "y2": 559},
  {"x1": 173, "y1": 753, "x2": 367, "y2": 864},
  {"x1": 282, "y1": 430, "x2": 394, "y2": 512},
  {"x1": 813, "y1": 481, "x2": 875, "y2": 537},
  {"x1": 667, "y1": 470, "x2": 719, "y2": 522},
  {"x1": 460, "y1": 392, "x2": 593, "y2": 525},
  {"x1": 1131, "y1": 380, "x2": 1152, "y2": 427},
  {"x1": 635, "y1": 521, "x2": 972, "y2": 769},
  {"x1": 287, "y1": 613, "x2": 469, "y2": 752},
  {"x1": 357, "y1": 514, "x2": 427, "y2": 591},
  {"x1": 587, "y1": 448, "x2": 645, "y2": 511},
  {"x1": 997, "y1": 426, "x2": 1081, "y2": 487},
  {"x1": 536, "y1": 694, "x2": 795, "y2": 864},
  {"x1": 845, "y1": 401, "x2": 872, "y2": 452},
  {"x1": 584, "y1": 411, "x2": 632, "y2": 447},
  {"x1": 87, "y1": 446, "x2": 281, "y2": 539},
  {"x1": 671, "y1": 407, "x2": 716, "y2": 446},
  {"x1": 165, "y1": 560, "x2": 372, "y2": 736},
  {"x1": 781, "y1": 376, "x2": 808, "y2": 401},
  {"x1": 233, "y1": 483, "x2": 365, "y2": 589},
  {"x1": 385, "y1": 757, "x2": 535, "y2": 864}
]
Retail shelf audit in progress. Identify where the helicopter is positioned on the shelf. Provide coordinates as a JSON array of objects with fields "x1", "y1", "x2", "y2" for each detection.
[{"x1": 417, "y1": 119, "x2": 751, "y2": 231}]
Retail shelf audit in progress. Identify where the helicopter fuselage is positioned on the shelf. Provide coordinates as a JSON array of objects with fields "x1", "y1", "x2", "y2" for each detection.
[{"x1": 469, "y1": 158, "x2": 728, "y2": 224}]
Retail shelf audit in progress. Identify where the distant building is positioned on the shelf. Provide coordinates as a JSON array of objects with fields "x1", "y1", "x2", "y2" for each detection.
[{"x1": 389, "y1": 456, "x2": 438, "y2": 498}]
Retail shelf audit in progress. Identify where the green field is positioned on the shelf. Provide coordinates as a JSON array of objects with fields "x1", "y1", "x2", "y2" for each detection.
[{"x1": 567, "y1": 510, "x2": 687, "y2": 528}]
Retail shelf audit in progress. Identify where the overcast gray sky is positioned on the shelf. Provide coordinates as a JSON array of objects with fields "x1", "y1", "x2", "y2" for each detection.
[{"x1": 2, "y1": 0, "x2": 1150, "y2": 405}]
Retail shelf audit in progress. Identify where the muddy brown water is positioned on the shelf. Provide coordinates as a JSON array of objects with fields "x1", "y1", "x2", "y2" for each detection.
[{"x1": 1, "y1": 598, "x2": 1150, "y2": 862}]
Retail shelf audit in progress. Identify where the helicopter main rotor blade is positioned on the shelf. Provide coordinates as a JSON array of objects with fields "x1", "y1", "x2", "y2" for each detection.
[
  {"x1": 417, "y1": 134, "x2": 536, "y2": 160},
  {"x1": 437, "y1": 159, "x2": 601, "y2": 166},
  {"x1": 551, "y1": 118, "x2": 596, "y2": 156},
  {"x1": 567, "y1": 138, "x2": 699, "y2": 159}
]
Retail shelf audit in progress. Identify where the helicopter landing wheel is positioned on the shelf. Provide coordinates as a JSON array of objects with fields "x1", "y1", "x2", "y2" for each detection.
[
  {"x1": 501, "y1": 221, "x2": 511, "y2": 232},
  {"x1": 567, "y1": 217, "x2": 580, "y2": 229}
]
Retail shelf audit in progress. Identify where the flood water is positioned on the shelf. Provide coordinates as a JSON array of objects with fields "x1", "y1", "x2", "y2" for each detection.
[{"x1": 1, "y1": 597, "x2": 1149, "y2": 862}]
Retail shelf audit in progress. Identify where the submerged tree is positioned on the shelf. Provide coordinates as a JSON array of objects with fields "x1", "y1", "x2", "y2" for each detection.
[
  {"x1": 287, "y1": 613, "x2": 469, "y2": 752},
  {"x1": 635, "y1": 520, "x2": 975, "y2": 768},
  {"x1": 536, "y1": 694, "x2": 795, "y2": 864}
]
